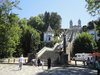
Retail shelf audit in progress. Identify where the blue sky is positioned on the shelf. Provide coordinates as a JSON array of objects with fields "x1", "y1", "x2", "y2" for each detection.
[{"x1": 13, "y1": 0, "x2": 97, "y2": 28}]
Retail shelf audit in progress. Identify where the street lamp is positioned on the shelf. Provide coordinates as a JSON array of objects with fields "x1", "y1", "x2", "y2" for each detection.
[
  {"x1": 27, "y1": 33, "x2": 34, "y2": 63},
  {"x1": 62, "y1": 30, "x2": 68, "y2": 65},
  {"x1": 31, "y1": 33, "x2": 34, "y2": 50},
  {"x1": 31, "y1": 33, "x2": 34, "y2": 42},
  {"x1": 63, "y1": 31, "x2": 66, "y2": 53}
]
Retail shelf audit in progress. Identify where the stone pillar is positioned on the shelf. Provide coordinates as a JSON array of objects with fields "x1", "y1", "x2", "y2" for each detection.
[
  {"x1": 61, "y1": 32, "x2": 68, "y2": 65},
  {"x1": 63, "y1": 53, "x2": 68, "y2": 65},
  {"x1": 60, "y1": 52, "x2": 68, "y2": 65},
  {"x1": 63, "y1": 33, "x2": 66, "y2": 53}
]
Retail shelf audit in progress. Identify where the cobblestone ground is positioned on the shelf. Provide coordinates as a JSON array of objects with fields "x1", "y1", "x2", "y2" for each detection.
[{"x1": 0, "y1": 64, "x2": 97, "y2": 75}]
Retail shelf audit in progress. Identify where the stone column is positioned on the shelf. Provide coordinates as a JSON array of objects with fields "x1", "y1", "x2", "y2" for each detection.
[{"x1": 61, "y1": 32, "x2": 68, "y2": 65}]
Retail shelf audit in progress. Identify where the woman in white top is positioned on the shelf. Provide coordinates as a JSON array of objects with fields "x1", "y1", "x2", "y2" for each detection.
[{"x1": 19, "y1": 55, "x2": 24, "y2": 70}]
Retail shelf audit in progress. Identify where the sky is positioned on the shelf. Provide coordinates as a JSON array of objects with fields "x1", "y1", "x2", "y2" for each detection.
[{"x1": 12, "y1": 0, "x2": 97, "y2": 28}]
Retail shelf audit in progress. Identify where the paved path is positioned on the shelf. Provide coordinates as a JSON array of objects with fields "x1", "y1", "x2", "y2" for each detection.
[{"x1": 0, "y1": 64, "x2": 97, "y2": 75}]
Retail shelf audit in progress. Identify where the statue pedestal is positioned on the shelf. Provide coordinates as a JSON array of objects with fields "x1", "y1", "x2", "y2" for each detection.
[{"x1": 60, "y1": 53, "x2": 68, "y2": 65}]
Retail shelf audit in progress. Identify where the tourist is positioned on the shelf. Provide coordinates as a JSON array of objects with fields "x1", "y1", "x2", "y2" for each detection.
[
  {"x1": 47, "y1": 57, "x2": 51, "y2": 70},
  {"x1": 41, "y1": 60, "x2": 44, "y2": 69},
  {"x1": 37, "y1": 58, "x2": 40, "y2": 67},
  {"x1": 86, "y1": 57, "x2": 90, "y2": 66},
  {"x1": 82, "y1": 57, "x2": 85, "y2": 66},
  {"x1": 90, "y1": 57, "x2": 93, "y2": 65},
  {"x1": 19, "y1": 55, "x2": 24, "y2": 70},
  {"x1": 31, "y1": 59, "x2": 36, "y2": 66},
  {"x1": 90, "y1": 57, "x2": 95, "y2": 68},
  {"x1": 95, "y1": 56, "x2": 100, "y2": 75}
]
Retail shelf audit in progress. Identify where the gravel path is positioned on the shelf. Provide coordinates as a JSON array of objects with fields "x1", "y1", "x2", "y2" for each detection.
[{"x1": 0, "y1": 64, "x2": 97, "y2": 75}]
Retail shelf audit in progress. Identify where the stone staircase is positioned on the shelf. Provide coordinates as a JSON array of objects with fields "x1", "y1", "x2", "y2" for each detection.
[
  {"x1": 36, "y1": 43, "x2": 61, "y2": 65},
  {"x1": 36, "y1": 29, "x2": 79, "y2": 65}
]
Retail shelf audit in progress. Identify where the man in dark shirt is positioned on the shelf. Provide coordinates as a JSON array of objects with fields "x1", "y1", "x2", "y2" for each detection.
[{"x1": 47, "y1": 57, "x2": 51, "y2": 69}]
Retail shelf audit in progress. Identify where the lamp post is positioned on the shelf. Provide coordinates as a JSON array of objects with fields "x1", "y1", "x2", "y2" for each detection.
[
  {"x1": 61, "y1": 30, "x2": 68, "y2": 65},
  {"x1": 28, "y1": 33, "x2": 34, "y2": 63},
  {"x1": 63, "y1": 31, "x2": 66, "y2": 53},
  {"x1": 31, "y1": 33, "x2": 34, "y2": 51}
]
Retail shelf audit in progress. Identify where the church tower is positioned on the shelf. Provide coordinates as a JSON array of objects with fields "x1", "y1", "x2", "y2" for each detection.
[
  {"x1": 43, "y1": 25, "x2": 54, "y2": 42},
  {"x1": 78, "y1": 19, "x2": 81, "y2": 27},
  {"x1": 70, "y1": 20, "x2": 73, "y2": 28}
]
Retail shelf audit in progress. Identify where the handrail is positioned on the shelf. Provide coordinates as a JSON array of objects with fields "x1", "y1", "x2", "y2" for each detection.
[
  {"x1": 37, "y1": 28, "x2": 79, "y2": 59},
  {"x1": 36, "y1": 43, "x2": 60, "y2": 58}
]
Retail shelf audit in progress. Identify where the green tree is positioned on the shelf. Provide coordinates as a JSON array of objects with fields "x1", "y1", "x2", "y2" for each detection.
[
  {"x1": 87, "y1": 21, "x2": 94, "y2": 30},
  {"x1": 94, "y1": 19, "x2": 100, "y2": 37},
  {"x1": 0, "y1": 0, "x2": 20, "y2": 24},
  {"x1": 0, "y1": 13, "x2": 22, "y2": 58},
  {"x1": 50, "y1": 12, "x2": 61, "y2": 36},
  {"x1": 0, "y1": 24, "x2": 7, "y2": 58},
  {"x1": 28, "y1": 12, "x2": 62, "y2": 43},
  {"x1": 42, "y1": 11, "x2": 62, "y2": 36},
  {"x1": 86, "y1": 0, "x2": 100, "y2": 16},
  {"x1": 94, "y1": 19, "x2": 100, "y2": 51},
  {"x1": 43, "y1": 11, "x2": 50, "y2": 31},
  {"x1": 19, "y1": 19, "x2": 40, "y2": 56},
  {"x1": 28, "y1": 16, "x2": 44, "y2": 32},
  {"x1": 28, "y1": 12, "x2": 62, "y2": 35},
  {"x1": 73, "y1": 32, "x2": 97, "y2": 54},
  {"x1": 0, "y1": 0, "x2": 22, "y2": 58},
  {"x1": 82, "y1": 25, "x2": 88, "y2": 32},
  {"x1": 14, "y1": 18, "x2": 28, "y2": 57},
  {"x1": 85, "y1": 0, "x2": 100, "y2": 51}
]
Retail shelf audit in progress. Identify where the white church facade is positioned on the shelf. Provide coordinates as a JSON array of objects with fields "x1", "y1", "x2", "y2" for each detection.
[
  {"x1": 43, "y1": 25, "x2": 54, "y2": 42},
  {"x1": 69, "y1": 19, "x2": 81, "y2": 30}
]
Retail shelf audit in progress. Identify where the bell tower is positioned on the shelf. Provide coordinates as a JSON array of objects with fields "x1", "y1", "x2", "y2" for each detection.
[
  {"x1": 70, "y1": 20, "x2": 73, "y2": 28},
  {"x1": 78, "y1": 19, "x2": 81, "y2": 27}
]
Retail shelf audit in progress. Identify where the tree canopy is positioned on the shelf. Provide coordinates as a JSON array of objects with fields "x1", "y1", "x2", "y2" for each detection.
[
  {"x1": 87, "y1": 21, "x2": 94, "y2": 30},
  {"x1": 86, "y1": 0, "x2": 100, "y2": 16},
  {"x1": 82, "y1": 25, "x2": 88, "y2": 32},
  {"x1": 0, "y1": 0, "x2": 40, "y2": 58},
  {"x1": 73, "y1": 32, "x2": 97, "y2": 54},
  {"x1": 28, "y1": 16, "x2": 44, "y2": 32},
  {"x1": 93, "y1": 19, "x2": 100, "y2": 51},
  {"x1": 28, "y1": 11, "x2": 62, "y2": 36},
  {"x1": 0, "y1": 13, "x2": 22, "y2": 58},
  {"x1": 0, "y1": 0, "x2": 63, "y2": 58}
]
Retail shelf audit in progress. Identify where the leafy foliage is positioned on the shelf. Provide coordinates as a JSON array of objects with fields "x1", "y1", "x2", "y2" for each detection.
[
  {"x1": 28, "y1": 11, "x2": 62, "y2": 36},
  {"x1": 87, "y1": 21, "x2": 94, "y2": 30},
  {"x1": 93, "y1": 19, "x2": 100, "y2": 51},
  {"x1": 73, "y1": 32, "x2": 97, "y2": 54},
  {"x1": 0, "y1": 1, "x2": 62, "y2": 58},
  {"x1": 0, "y1": 13, "x2": 22, "y2": 58},
  {"x1": 28, "y1": 16, "x2": 44, "y2": 32},
  {"x1": 0, "y1": 0, "x2": 40, "y2": 58},
  {"x1": 82, "y1": 25, "x2": 88, "y2": 32},
  {"x1": 86, "y1": 0, "x2": 100, "y2": 16},
  {"x1": 0, "y1": 0, "x2": 20, "y2": 24},
  {"x1": 19, "y1": 19, "x2": 40, "y2": 57},
  {"x1": 43, "y1": 12, "x2": 61, "y2": 36}
]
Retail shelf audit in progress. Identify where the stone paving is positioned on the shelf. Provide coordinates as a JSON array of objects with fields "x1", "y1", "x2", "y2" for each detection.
[{"x1": 0, "y1": 64, "x2": 97, "y2": 75}]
